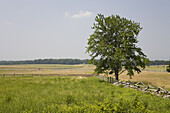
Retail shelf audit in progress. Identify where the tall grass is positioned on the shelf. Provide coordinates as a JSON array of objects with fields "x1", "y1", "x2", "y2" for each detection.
[{"x1": 0, "y1": 76, "x2": 170, "y2": 113}]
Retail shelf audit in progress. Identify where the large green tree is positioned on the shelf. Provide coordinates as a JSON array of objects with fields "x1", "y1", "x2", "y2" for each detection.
[{"x1": 86, "y1": 14, "x2": 149, "y2": 81}]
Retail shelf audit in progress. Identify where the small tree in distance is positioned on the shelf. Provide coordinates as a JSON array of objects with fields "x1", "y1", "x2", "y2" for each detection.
[
  {"x1": 166, "y1": 60, "x2": 170, "y2": 72},
  {"x1": 86, "y1": 14, "x2": 150, "y2": 81}
]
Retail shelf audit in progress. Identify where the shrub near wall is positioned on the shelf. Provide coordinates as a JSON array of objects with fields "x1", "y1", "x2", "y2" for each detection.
[{"x1": 167, "y1": 65, "x2": 170, "y2": 72}]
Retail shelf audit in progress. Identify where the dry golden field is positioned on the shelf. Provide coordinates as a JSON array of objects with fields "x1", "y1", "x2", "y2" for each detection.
[
  {"x1": 119, "y1": 65, "x2": 170, "y2": 89},
  {"x1": 0, "y1": 64, "x2": 95, "y2": 75},
  {"x1": 120, "y1": 71, "x2": 170, "y2": 89}
]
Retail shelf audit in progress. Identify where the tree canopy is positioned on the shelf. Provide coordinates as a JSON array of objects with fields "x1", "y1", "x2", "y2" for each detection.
[{"x1": 86, "y1": 14, "x2": 149, "y2": 81}]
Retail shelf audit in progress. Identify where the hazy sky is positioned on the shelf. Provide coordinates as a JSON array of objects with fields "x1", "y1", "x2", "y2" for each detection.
[{"x1": 0, "y1": 0, "x2": 170, "y2": 60}]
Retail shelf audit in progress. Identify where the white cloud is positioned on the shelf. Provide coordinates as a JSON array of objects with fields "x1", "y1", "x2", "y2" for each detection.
[
  {"x1": 72, "y1": 11, "x2": 93, "y2": 18},
  {"x1": 64, "y1": 11, "x2": 69, "y2": 17}
]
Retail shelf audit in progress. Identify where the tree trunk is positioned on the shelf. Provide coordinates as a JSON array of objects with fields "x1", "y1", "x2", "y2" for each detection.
[{"x1": 115, "y1": 69, "x2": 119, "y2": 81}]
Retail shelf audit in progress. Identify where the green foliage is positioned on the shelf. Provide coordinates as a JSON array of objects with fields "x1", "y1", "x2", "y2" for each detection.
[
  {"x1": 166, "y1": 60, "x2": 170, "y2": 72},
  {"x1": 167, "y1": 66, "x2": 170, "y2": 72},
  {"x1": 0, "y1": 59, "x2": 89, "y2": 65},
  {"x1": 86, "y1": 14, "x2": 149, "y2": 80},
  {"x1": 0, "y1": 76, "x2": 170, "y2": 113},
  {"x1": 118, "y1": 84, "x2": 124, "y2": 88},
  {"x1": 38, "y1": 96, "x2": 151, "y2": 113},
  {"x1": 150, "y1": 60, "x2": 170, "y2": 65},
  {"x1": 66, "y1": 95, "x2": 76, "y2": 105},
  {"x1": 1, "y1": 59, "x2": 169, "y2": 66}
]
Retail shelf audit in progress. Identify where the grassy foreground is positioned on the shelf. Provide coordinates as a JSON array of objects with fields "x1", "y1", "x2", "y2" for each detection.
[{"x1": 0, "y1": 76, "x2": 170, "y2": 113}]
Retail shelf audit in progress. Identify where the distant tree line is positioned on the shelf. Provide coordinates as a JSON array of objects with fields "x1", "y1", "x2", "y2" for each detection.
[
  {"x1": 0, "y1": 59, "x2": 169, "y2": 65},
  {"x1": 0, "y1": 59, "x2": 89, "y2": 65},
  {"x1": 149, "y1": 60, "x2": 170, "y2": 65}
]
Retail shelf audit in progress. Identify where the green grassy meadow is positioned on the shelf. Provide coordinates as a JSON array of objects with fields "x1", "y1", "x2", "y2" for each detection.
[
  {"x1": 0, "y1": 76, "x2": 170, "y2": 113},
  {"x1": 0, "y1": 64, "x2": 170, "y2": 112}
]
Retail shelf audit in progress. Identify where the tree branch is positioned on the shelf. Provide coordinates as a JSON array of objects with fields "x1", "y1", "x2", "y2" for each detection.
[{"x1": 118, "y1": 69, "x2": 126, "y2": 75}]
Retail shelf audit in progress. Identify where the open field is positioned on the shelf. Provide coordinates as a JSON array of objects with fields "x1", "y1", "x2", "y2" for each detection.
[
  {"x1": 0, "y1": 76, "x2": 170, "y2": 112},
  {"x1": 0, "y1": 64, "x2": 95, "y2": 75},
  {"x1": 144, "y1": 65, "x2": 168, "y2": 72},
  {"x1": 0, "y1": 64, "x2": 169, "y2": 89},
  {"x1": 0, "y1": 64, "x2": 167, "y2": 74},
  {"x1": 120, "y1": 71, "x2": 170, "y2": 90},
  {"x1": 0, "y1": 64, "x2": 170, "y2": 112},
  {"x1": 119, "y1": 65, "x2": 170, "y2": 90}
]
